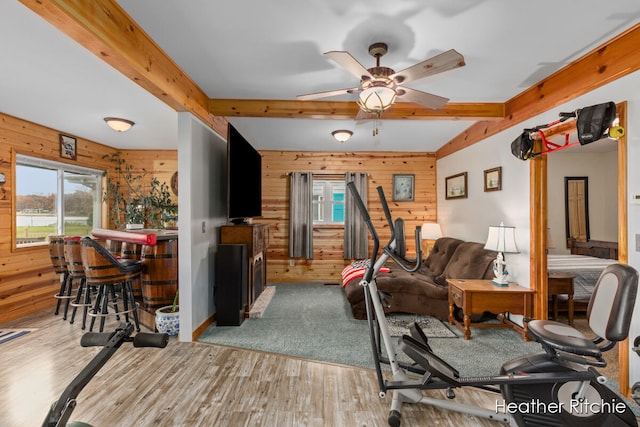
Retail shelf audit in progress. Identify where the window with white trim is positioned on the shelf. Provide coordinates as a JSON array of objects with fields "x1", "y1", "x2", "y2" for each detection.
[
  {"x1": 312, "y1": 180, "x2": 345, "y2": 225},
  {"x1": 15, "y1": 154, "x2": 103, "y2": 247}
]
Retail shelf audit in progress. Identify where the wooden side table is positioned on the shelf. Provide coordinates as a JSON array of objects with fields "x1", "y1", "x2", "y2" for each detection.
[
  {"x1": 446, "y1": 279, "x2": 533, "y2": 341},
  {"x1": 548, "y1": 272, "x2": 575, "y2": 326}
]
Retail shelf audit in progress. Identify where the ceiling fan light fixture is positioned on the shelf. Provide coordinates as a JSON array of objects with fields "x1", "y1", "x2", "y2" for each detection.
[
  {"x1": 358, "y1": 86, "x2": 397, "y2": 115},
  {"x1": 331, "y1": 129, "x2": 353, "y2": 143},
  {"x1": 104, "y1": 117, "x2": 135, "y2": 132}
]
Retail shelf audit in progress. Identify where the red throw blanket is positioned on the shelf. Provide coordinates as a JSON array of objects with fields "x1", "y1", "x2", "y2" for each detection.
[{"x1": 341, "y1": 260, "x2": 390, "y2": 287}]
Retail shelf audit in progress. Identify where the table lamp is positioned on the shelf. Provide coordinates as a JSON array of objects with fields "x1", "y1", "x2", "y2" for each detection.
[
  {"x1": 483, "y1": 222, "x2": 519, "y2": 286},
  {"x1": 421, "y1": 222, "x2": 443, "y2": 255}
]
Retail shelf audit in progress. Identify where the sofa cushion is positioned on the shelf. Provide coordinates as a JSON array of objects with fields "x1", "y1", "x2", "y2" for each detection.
[
  {"x1": 435, "y1": 242, "x2": 495, "y2": 286},
  {"x1": 424, "y1": 237, "x2": 464, "y2": 277}
]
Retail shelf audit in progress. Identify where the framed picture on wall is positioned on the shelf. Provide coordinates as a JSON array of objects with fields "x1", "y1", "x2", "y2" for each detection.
[
  {"x1": 392, "y1": 174, "x2": 415, "y2": 202},
  {"x1": 59, "y1": 134, "x2": 77, "y2": 160},
  {"x1": 445, "y1": 172, "x2": 467, "y2": 199},
  {"x1": 484, "y1": 167, "x2": 502, "y2": 192}
]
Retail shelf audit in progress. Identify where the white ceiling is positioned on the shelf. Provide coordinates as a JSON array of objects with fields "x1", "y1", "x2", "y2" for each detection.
[{"x1": 1, "y1": 1, "x2": 639, "y2": 152}]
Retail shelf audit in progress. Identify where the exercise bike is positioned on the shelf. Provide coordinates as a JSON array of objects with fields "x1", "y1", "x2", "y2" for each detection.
[
  {"x1": 346, "y1": 182, "x2": 639, "y2": 427},
  {"x1": 41, "y1": 322, "x2": 169, "y2": 427}
]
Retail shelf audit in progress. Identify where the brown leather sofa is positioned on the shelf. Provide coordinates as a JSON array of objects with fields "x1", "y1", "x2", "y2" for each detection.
[{"x1": 343, "y1": 237, "x2": 496, "y2": 321}]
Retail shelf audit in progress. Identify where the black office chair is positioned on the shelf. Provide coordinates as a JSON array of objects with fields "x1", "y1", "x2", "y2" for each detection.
[{"x1": 526, "y1": 263, "x2": 638, "y2": 363}]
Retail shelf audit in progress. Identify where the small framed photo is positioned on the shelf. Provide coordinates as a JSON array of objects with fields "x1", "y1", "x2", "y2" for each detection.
[
  {"x1": 445, "y1": 172, "x2": 467, "y2": 200},
  {"x1": 59, "y1": 134, "x2": 77, "y2": 160},
  {"x1": 392, "y1": 174, "x2": 415, "y2": 202},
  {"x1": 484, "y1": 167, "x2": 502, "y2": 192}
]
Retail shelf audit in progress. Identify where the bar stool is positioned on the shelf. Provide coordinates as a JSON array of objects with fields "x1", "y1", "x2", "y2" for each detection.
[
  {"x1": 80, "y1": 237, "x2": 142, "y2": 332},
  {"x1": 105, "y1": 239, "x2": 122, "y2": 258},
  {"x1": 120, "y1": 241, "x2": 143, "y2": 303},
  {"x1": 48, "y1": 235, "x2": 71, "y2": 318},
  {"x1": 64, "y1": 236, "x2": 91, "y2": 329}
]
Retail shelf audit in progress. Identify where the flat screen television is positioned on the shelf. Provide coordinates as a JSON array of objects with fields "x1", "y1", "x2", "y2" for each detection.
[{"x1": 227, "y1": 124, "x2": 262, "y2": 223}]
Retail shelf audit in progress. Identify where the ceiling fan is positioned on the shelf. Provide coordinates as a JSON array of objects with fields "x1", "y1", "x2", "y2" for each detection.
[{"x1": 297, "y1": 42, "x2": 465, "y2": 117}]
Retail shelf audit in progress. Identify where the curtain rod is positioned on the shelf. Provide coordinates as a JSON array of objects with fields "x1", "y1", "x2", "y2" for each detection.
[{"x1": 284, "y1": 172, "x2": 370, "y2": 176}]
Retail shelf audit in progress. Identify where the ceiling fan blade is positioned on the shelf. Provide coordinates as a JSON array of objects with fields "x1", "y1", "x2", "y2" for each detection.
[
  {"x1": 296, "y1": 87, "x2": 361, "y2": 101},
  {"x1": 390, "y1": 49, "x2": 465, "y2": 85},
  {"x1": 395, "y1": 87, "x2": 449, "y2": 109},
  {"x1": 355, "y1": 109, "x2": 376, "y2": 121},
  {"x1": 324, "y1": 51, "x2": 374, "y2": 81}
]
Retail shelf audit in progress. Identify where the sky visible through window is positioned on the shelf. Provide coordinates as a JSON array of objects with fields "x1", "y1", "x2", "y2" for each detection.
[{"x1": 16, "y1": 165, "x2": 86, "y2": 195}]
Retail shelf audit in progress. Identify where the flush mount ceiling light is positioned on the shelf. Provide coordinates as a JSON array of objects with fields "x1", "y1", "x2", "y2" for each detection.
[
  {"x1": 331, "y1": 129, "x2": 353, "y2": 143},
  {"x1": 104, "y1": 117, "x2": 135, "y2": 132}
]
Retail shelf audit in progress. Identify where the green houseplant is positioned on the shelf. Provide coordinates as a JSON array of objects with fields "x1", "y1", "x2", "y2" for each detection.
[{"x1": 103, "y1": 152, "x2": 173, "y2": 229}]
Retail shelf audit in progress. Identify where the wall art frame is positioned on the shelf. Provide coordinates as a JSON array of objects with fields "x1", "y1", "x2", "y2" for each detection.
[
  {"x1": 445, "y1": 172, "x2": 468, "y2": 199},
  {"x1": 59, "y1": 134, "x2": 77, "y2": 160},
  {"x1": 484, "y1": 167, "x2": 502, "y2": 192},
  {"x1": 392, "y1": 174, "x2": 415, "y2": 202}
]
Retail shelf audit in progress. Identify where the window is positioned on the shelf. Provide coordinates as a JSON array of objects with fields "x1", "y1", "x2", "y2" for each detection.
[
  {"x1": 16, "y1": 154, "x2": 103, "y2": 247},
  {"x1": 313, "y1": 180, "x2": 345, "y2": 225}
]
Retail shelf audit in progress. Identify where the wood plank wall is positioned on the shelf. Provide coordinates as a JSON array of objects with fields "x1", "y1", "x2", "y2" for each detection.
[
  {"x1": 258, "y1": 151, "x2": 437, "y2": 283},
  {"x1": 1, "y1": 114, "x2": 435, "y2": 320},
  {"x1": 0, "y1": 113, "x2": 176, "y2": 322}
]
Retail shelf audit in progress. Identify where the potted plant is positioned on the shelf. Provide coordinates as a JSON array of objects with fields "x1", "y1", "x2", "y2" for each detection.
[
  {"x1": 124, "y1": 198, "x2": 145, "y2": 229},
  {"x1": 155, "y1": 290, "x2": 179, "y2": 336},
  {"x1": 103, "y1": 152, "x2": 174, "y2": 229},
  {"x1": 145, "y1": 177, "x2": 173, "y2": 229}
]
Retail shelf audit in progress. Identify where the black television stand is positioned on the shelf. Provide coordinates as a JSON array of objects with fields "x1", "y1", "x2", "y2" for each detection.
[{"x1": 219, "y1": 223, "x2": 269, "y2": 316}]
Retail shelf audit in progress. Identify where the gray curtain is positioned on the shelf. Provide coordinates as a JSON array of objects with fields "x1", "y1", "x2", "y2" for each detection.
[
  {"x1": 344, "y1": 172, "x2": 368, "y2": 259},
  {"x1": 288, "y1": 172, "x2": 314, "y2": 259}
]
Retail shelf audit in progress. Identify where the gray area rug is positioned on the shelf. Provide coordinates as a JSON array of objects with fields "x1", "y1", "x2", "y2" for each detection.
[
  {"x1": 386, "y1": 313, "x2": 456, "y2": 338},
  {"x1": 198, "y1": 282, "x2": 546, "y2": 376}
]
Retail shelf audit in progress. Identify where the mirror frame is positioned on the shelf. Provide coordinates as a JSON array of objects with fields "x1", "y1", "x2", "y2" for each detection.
[{"x1": 564, "y1": 176, "x2": 590, "y2": 246}]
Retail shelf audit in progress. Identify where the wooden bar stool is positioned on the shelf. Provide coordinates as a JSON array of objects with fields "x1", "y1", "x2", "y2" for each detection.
[
  {"x1": 120, "y1": 241, "x2": 143, "y2": 303},
  {"x1": 64, "y1": 236, "x2": 91, "y2": 329},
  {"x1": 80, "y1": 237, "x2": 142, "y2": 332},
  {"x1": 48, "y1": 235, "x2": 71, "y2": 319},
  {"x1": 105, "y1": 239, "x2": 122, "y2": 258}
]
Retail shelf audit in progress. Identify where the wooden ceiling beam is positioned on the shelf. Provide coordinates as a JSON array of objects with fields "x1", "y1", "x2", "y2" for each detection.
[
  {"x1": 19, "y1": 0, "x2": 228, "y2": 138},
  {"x1": 208, "y1": 99, "x2": 505, "y2": 120},
  {"x1": 437, "y1": 22, "x2": 640, "y2": 159}
]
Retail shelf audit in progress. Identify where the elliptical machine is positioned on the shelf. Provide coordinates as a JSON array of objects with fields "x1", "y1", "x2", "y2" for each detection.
[{"x1": 346, "y1": 182, "x2": 639, "y2": 427}]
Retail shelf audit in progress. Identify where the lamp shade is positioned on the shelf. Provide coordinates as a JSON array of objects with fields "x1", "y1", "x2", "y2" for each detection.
[
  {"x1": 331, "y1": 129, "x2": 353, "y2": 143},
  {"x1": 358, "y1": 86, "x2": 397, "y2": 114},
  {"x1": 421, "y1": 223, "x2": 443, "y2": 240},
  {"x1": 104, "y1": 117, "x2": 135, "y2": 132},
  {"x1": 484, "y1": 222, "x2": 519, "y2": 253}
]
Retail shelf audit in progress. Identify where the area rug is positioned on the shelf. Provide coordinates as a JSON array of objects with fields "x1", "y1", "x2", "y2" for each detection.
[
  {"x1": 197, "y1": 282, "x2": 546, "y2": 375},
  {"x1": 386, "y1": 314, "x2": 456, "y2": 338},
  {"x1": 0, "y1": 329, "x2": 33, "y2": 345}
]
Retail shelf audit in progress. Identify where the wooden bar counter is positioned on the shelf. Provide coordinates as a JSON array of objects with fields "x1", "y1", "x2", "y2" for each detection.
[{"x1": 91, "y1": 229, "x2": 178, "y2": 330}]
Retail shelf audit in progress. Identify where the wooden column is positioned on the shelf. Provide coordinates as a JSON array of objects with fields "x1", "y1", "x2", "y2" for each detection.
[{"x1": 530, "y1": 147, "x2": 548, "y2": 321}]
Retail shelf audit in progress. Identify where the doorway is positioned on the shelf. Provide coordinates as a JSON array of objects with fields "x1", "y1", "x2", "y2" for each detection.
[{"x1": 531, "y1": 101, "x2": 628, "y2": 393}]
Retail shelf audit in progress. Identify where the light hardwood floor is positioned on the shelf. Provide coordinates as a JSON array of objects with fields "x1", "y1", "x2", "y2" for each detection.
[{"x1": 1, "y1": 308, "x2": 510, "y2": 427}]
